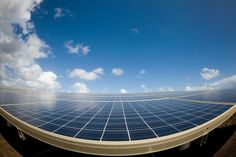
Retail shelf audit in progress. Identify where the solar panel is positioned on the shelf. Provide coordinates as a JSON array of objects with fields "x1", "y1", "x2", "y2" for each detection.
[
  {"x1": 0, "y1": 88, "x2": 235, "y2": 156},
  {"x1": 180, "y1": 88, "x2": 236, "y2": 103}
]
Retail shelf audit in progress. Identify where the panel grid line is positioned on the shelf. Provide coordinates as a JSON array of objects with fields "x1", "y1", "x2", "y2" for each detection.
[
  {"x1": 73, "y1": 101, "x2": 109, "y2": 138},
  {"x1": 127, "y1": 101, "x2": 159, "y2": 138},
  {"x1": 52, "y1": 101, "x2": 103, "y2": 133},
  {"x1": 149, "y1": 100, "x2": 226, "y2": 122},
  {"x1": 120, "y1": 97, "x2": 131, "y2": 141},
  {"x1": 7, "y1": 102, "x2": 81, "y2": 125},
  {"x1": 100, "y1": 101, "x2": 115, "y2": 141},
  {"x1": 146, "y1": 100, "x2": 199, "y2": 126},
  {"x1": 136, "y1": 101, "x2": 181, "y2": 132},
  {"x1": 36, "y1": 102, "x2": 90, "y2": 127},
  {"x1": 0, "y1": 88, "x2": 234, "y2": 143}
]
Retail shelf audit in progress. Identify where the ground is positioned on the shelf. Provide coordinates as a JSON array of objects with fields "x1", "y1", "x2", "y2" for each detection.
[{"x1": 0, "y1": 114, "x2": 235, "y2": 157}]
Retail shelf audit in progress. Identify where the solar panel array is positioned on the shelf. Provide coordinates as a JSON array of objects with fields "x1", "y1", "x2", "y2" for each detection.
[
  {"x1": 181, "y1": 88, "x2": 236, "y2": 103},
  {"x1": 0, "y1": 88, "x2": 235, "y2": 141}
]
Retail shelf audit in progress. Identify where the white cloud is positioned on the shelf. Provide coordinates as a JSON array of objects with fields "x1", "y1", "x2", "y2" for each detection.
[
  {"x1": 64, "y1": 40, "x2": 90, "y2": 55},
  {"x1": 73, "y1": 82, "x2": 90, "y2": 93},
  {"x1": 0, "y1": 0, "x2": 42, "y2": 34},
  {"x1": 200, "y1": 68, "x2": 220, "y2": 80},
  {"x1": 159, "y1": 86, "x2": 175, "y2": 92},
  {"x1": 120, "y1": 89, "x2": 128, "y2": 93},
  {"x1": 210, "y1": 75, "x2": 236, "y2": 88},
  {"x1": 140, "y1": 69, "x2": 146, "y2": 75},
  {"x1": 140, "y1": 84, "x2": 150, "y2": 92},
  {"x1": 0, "y1": 0, "x2": 60, "y2": 91},
  {"x1": 112, "y1": 68, "x2": 124, "y2": 76},
  {"x1": 131, "y1": 28, "x2": 139, "y2": 34},
  {"x1": 185, "y1": 84, "x2": 208, "y2": 91},
  {"x1": 54, "y1": 8, "x2": 73, "y2": 18},
  {"x1": 69, "y1": 67, "x2": 104, "y2": 80},
  {"x1": 185, "y1": 75, "x2": 236, "y2": 91}
]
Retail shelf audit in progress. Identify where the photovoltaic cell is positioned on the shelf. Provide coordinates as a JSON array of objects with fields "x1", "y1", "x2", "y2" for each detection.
[
  {"x1": 0, "y1": 88, "x2": 235, "y2": 142},
  {"x1": 77, "y1": 129, "x2": 103, "y2": 140},
  {"x1": 54, "y1": 127, "x2": 80, "y2": 137},
  {"x1": 182, "y1": 88, "x2": 236, "y2": 103},
  {"x1": 102, "y1": 130, "x2": 129, "y2": 141}
]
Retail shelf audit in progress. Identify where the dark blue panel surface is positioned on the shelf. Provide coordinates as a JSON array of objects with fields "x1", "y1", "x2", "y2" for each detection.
[
  {"x1": 106, "y1": 123, "x2": 127, "y2": 131},
  {"x1": 182, "y1": 88, "x2": 236, "y2": 103},
  {"x1": 77, "y1": 129, "x2": 103, "y2": 140},
  {"x1": 102, "y1": 130, "x2": 129, "y2": 141},
  {"x1": 84, "y1": 122, "x2": 106, "y2": 130},
  {"x1": 65, "y1": 121, "x2": 87, "y2": 129},
  {"x1": 173, "y1": 122, "x2": 196, "y2": 131},
  {"x1": 54, "y1": 127, "x2": 80, "y2": 137},
  {"x1": 0, "y1": 88, "x2": 234, "y2": 142},
  {"x1": 39, "y1": 123, "x2": 61, "y2": 132},
  {"x1": 27, "y1": 119, "x2": 46, "y2": 126},
  {"x1": 50, "y1": 119, "x2": 70, "y2": 125},
  {"x1": 188, "y1": 118, "x2": 208, "y2": 125},
  {"x1": 153, "y1": 126, "x2": 179, "y2": 137},
  {"x1": 129, "y1": 129, "x2": 156, "y2": 140}
]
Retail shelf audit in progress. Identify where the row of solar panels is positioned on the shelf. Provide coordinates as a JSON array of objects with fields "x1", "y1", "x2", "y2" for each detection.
[
  {"x1": 1, "y1": 98, "x2": 232, "y2": 141},
  {"x1": 0, "y1": 87, "x2": 235, "y2": 156},
  {"x1": 1, "y1": 88, "x2": 236, "y2": 105}
]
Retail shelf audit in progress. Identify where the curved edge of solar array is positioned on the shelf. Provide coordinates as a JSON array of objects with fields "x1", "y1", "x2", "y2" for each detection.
[{"x1": 0, "y1": 103, "x2": 235, "y2": 156}]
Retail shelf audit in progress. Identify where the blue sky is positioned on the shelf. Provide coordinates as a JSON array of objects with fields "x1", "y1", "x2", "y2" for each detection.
[{"x1": 1, "y1": 0, "x2": 236, "y2": 93}]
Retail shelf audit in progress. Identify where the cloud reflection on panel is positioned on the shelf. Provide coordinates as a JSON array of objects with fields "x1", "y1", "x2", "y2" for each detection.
[{"x1": 0, "y1": 90, "x2": 57, "y2": 107}]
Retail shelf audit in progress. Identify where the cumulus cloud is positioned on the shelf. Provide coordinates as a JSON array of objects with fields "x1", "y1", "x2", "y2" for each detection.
[
  {"x1": 64, "y1": 40, "x2": 90, "y2": 55},
  {"x1": 69, "y1": 67, "x2": 104, "y2": 80},
  {"x1": 0, "y1": 0, "x2": 60, "y2": 91},
  {"x1": 200, "y1": 68, "x2": 220, "y2": 80},
  {"x1": 131, "y1": 28, "x2": 139, "y2": 34},
  {"x1": 185, "y1": 84, "x2": 207, "y2": 91},
  {"x1": 73, "y1": 82, "x2": 90, "y2": 93},
  {"x1": 120, "y1": 89, "x2": 128, "y2": 94},
  {"x1": 54, "y1": 8, "x2": 73, "y2": 18},
  {"x1": 112, "y1": 68, "x2": 124, "y2": 76},
  {"x1": 159, "y1": 86, "x2": 175, "y2": 92},
  {"x1": 185, "y1": 75, "x2": 236, "y2": 91}
]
